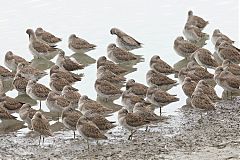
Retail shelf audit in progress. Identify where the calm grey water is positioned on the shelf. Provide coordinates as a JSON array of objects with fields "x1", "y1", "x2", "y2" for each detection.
[{"x1": 0, "y1": 0, "x2": 239, "y2": 136}]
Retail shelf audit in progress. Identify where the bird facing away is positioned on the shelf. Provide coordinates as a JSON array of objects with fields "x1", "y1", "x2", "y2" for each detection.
[
  {"x1": 118, "y1": 108, "x2": 149, "y2": 140},
  {"x1": 4, "y1": 51, "x2": 30, "y2": 71},
  {"x1": 211, "y1": 29, "x2": 234, "y2": 46},
  {"x1": 31, "y1": 111, "x2": 53, "y2": 145},
  {"x1": 107, "y1": 43, "x2": 138, "y2": 63},
  {"x1": 68, "y1": 34, "x2": 96, "y2": 54},
  {"x1": 195, "y1": 80, "x2": 221, "y2": 102},
  {"x1": 0, "y1": 103, "x2": 16, "y2": 120},
  {"x1": 56, "y1": 51, "x2": 85, "y2": 71},
  {"x1": 35, "y1": 27, "x2": 62, "y2": 47},
  {"x1": 146, "y1": 86, "x2": 179, "y2": 116},
  {"x1": 217, "y1": 42, "x2": 240, "y2": 64},
  {"x1": 174, "y1": 36, "x2": 199, "y2": 58},
  {"x1": 222, "y1": 59, "x2": 240, "y2": 77},
  {"x1": 94, "y1": 79, "x2": 123, "y2": 101},
  {"x1": 191, "y1": 48, "x2": 218, "y2": 69},
  {"x1": 214, "y1": 67, "x2": 240, "y2": 99},
  {"x1": 84, "y1": 110, "x2": 116, "y2": 131},
  {"x1": 97, "y1": 56, "x2": 127, "y2": 75},
  {"x1": 110, "y1": 27, "x2": 142, "y2": 51},
  {"x1": 126, "y1": 79, "x2": 148, "y2": 99},
  {"x1": 150, "y1": 55, "x2": 177, "y2": 75},
  {"x1": 191, "y1": 88, "x2": 215, "y2": 111},
  {"x1": 78, "y1": 95, "x2": 113, "y2": 116},
  {"x1": 187, "y1": 10, "x2": 209, "y2": 30},
  {"x1": 50, "y1": 65, "x2": 83, "y2": 84},
  {"x1": 76, "y1": 116, "x2": 107, "y2": 150}
]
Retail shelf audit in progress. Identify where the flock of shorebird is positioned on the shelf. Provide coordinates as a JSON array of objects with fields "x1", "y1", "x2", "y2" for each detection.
[{"x1": 0, "y1": 10, "x2": 239, "y2": 149}]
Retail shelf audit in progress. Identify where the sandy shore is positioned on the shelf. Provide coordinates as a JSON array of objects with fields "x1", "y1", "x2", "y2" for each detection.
[{"x1": 1, "y1": 97, "x2": 240, "y2": 160}]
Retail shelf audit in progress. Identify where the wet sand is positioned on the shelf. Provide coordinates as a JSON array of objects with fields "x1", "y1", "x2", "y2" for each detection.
[{"x1": 1, "y1": 97, "x2": 240, "y2": 160}]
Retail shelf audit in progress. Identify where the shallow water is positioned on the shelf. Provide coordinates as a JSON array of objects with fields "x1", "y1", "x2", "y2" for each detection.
[{"x1": 0, "y1": 0, "x2": 239, "y2": 136}]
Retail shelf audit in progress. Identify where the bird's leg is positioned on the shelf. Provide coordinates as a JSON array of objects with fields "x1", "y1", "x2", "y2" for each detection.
[
  {"x1": 43, "y1": 137, "x2": 45, "y2": 144},
  {"x1": 128, "y1": 131, "x2": 133, "y2": 140},
  {"x1": 160, "y1": 107, "x2": 162, "y2": 116},
  {"x1": 145, "y1": 126, "x2": 149, "y2": 132},
  {"x1": 57, "y1": 112, "x2": 60, "y2": 122},
  {"x1": 39, "y1": 101, "x2": 42, "y2": 110},
  {"x1": 73, "y1": 131, "x2": 75, "y2": 139},
  {"x1": 39, "y1": 135, "x2": 41, "y2": 145},
  {"x1": 87, "y1": 140, "x2": 89, "y2": 151}
]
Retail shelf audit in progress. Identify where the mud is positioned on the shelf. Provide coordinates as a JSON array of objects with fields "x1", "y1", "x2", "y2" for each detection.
[{"x1": 1, "y1": 97, "x2": 240, "y2": 160}]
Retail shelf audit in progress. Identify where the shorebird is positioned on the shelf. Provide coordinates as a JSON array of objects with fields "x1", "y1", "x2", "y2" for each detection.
[
  {"x1": 50, "y1": 65, "x2": 83, "y2": 84},
  {"x1": 126, "y1": 79, "x2": 148, "y2": 98},
  {"x1": 150, "y1": 55, "x2": 177, "y2": 75},
  {"x1": 211, "y1": 29, "x2": 234, "y2": 46},
  {"x1": 46, "y1": 91, "x2": 71, "y2": 114},
  {"x1": 61, "y1": 106, "x2": 82, "y2": 139},
  {"x1": 191, "y1": 48, "x2": 218, "y2": 69},
  {"x1": 31, "y1": 111, "x2": 53, "y2": 145},
  {"x1": 19, "y1": 104, "x2": 37, "y2": 129},
  {"x1": 133, "y1": 102, "x2": 160, "y2": 131},
  {"x1": 133, "y1": 102, "x2": 160, "y2": 122},
  {"x1": 179, "y1": 67, "x2": 214, "y2": 83},
  {"x1": 146, "y1": 70, "x2": 178, "y2": 90},
  {"x1": 217, "y1": 42, "x2": 240, "y2": 64},
  {"x1": 121, "y1": 89, "x2": 150, "y2": 112},
  {"x1": 183, "y1": 23, "x2": 209, "y2": 42},
  {"x1": 50, "y1": 73, "x2": 71, "y2": 93},
  {"x1": 4, "y1": 51, "x2": 30, "y2": 71},
  {"x1": 0, "y1": 65, "x2": 16, "y2": 81},
  {"x1": 13, "y1": 73, "x2": 28, "y2": 94},
  {"x1": 182, "y1": 77, "x2": 197, "y2": 98},
  {"x1": 62, "y1": 85, "x2": 81, "y2": 108},
  {"x1": 0, "y1": 103, "x2": 16, "y2": 119},
  {"x1": 146, "y1": 86, "x2": 179, "y2": 116},
  {"x1": 0, "y1": 93, "x2": 24, "y2": 113},
  {"x1": 222, "y1": 59, "x2": 240, "y2": 77},
  {"x1": 110, "y1": 28, "x2": 142, "y2": 51},
  {"x1": 97, "y1": 56, "x2": 127, "y2": 75},
  {"x1": 68, "y1": 34, "x2": 96, "y2": 54},
  {"x1": 195, "y1": 80, "x2": 221, "y2": 102},
  {"x1": 84, "y1": 110, "x2": 116, "y2": 131},
  {"x1": 94, "y1": 79, "x2": 122, "y2": 101},
  {"x1": 214, "y1": 67, "x2": 240, "y2": 99},
  {"x1": 214, "y1": 37, "x2": 235, "y2": 51},
  {"x1": 26, "y1": 80, "x2": 51, "y2": 109},
  {"x1": 35, "y1": 27, "x2": 61, "y2": 47},
  {"x1": 76, "y1": 116, "x2": 107, "y2": 150},
  {"x1": 16, "y1": 63, "x2": 47, "y2": 81},
  {"x1": 191, "y1": 88, "x2": 215, "y2": 119},
  {"x1": 186, "y1": 10, "x2": 208, "y2": 30},
  {"x1": 26, "y1": 29, "x2": 61, "y2": 59},
  {"x1": 97, "y1": 66, "x2": 126, "y2": 85},
  {"x1": 107, "y1": 43, "x2": 138, "y2": 63},
  {"x1": 174, "y1": 36, "x2": 199, "y2": 58},
  {"x1": 118, "y1": 108, "x2": 149, "y2": 140},
  {"x1": 56, "y1": 51, "x2": 84, "y2": 71},
  {"x1": 78, "y1": 95, "x2": 113, "y2": 116}
]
